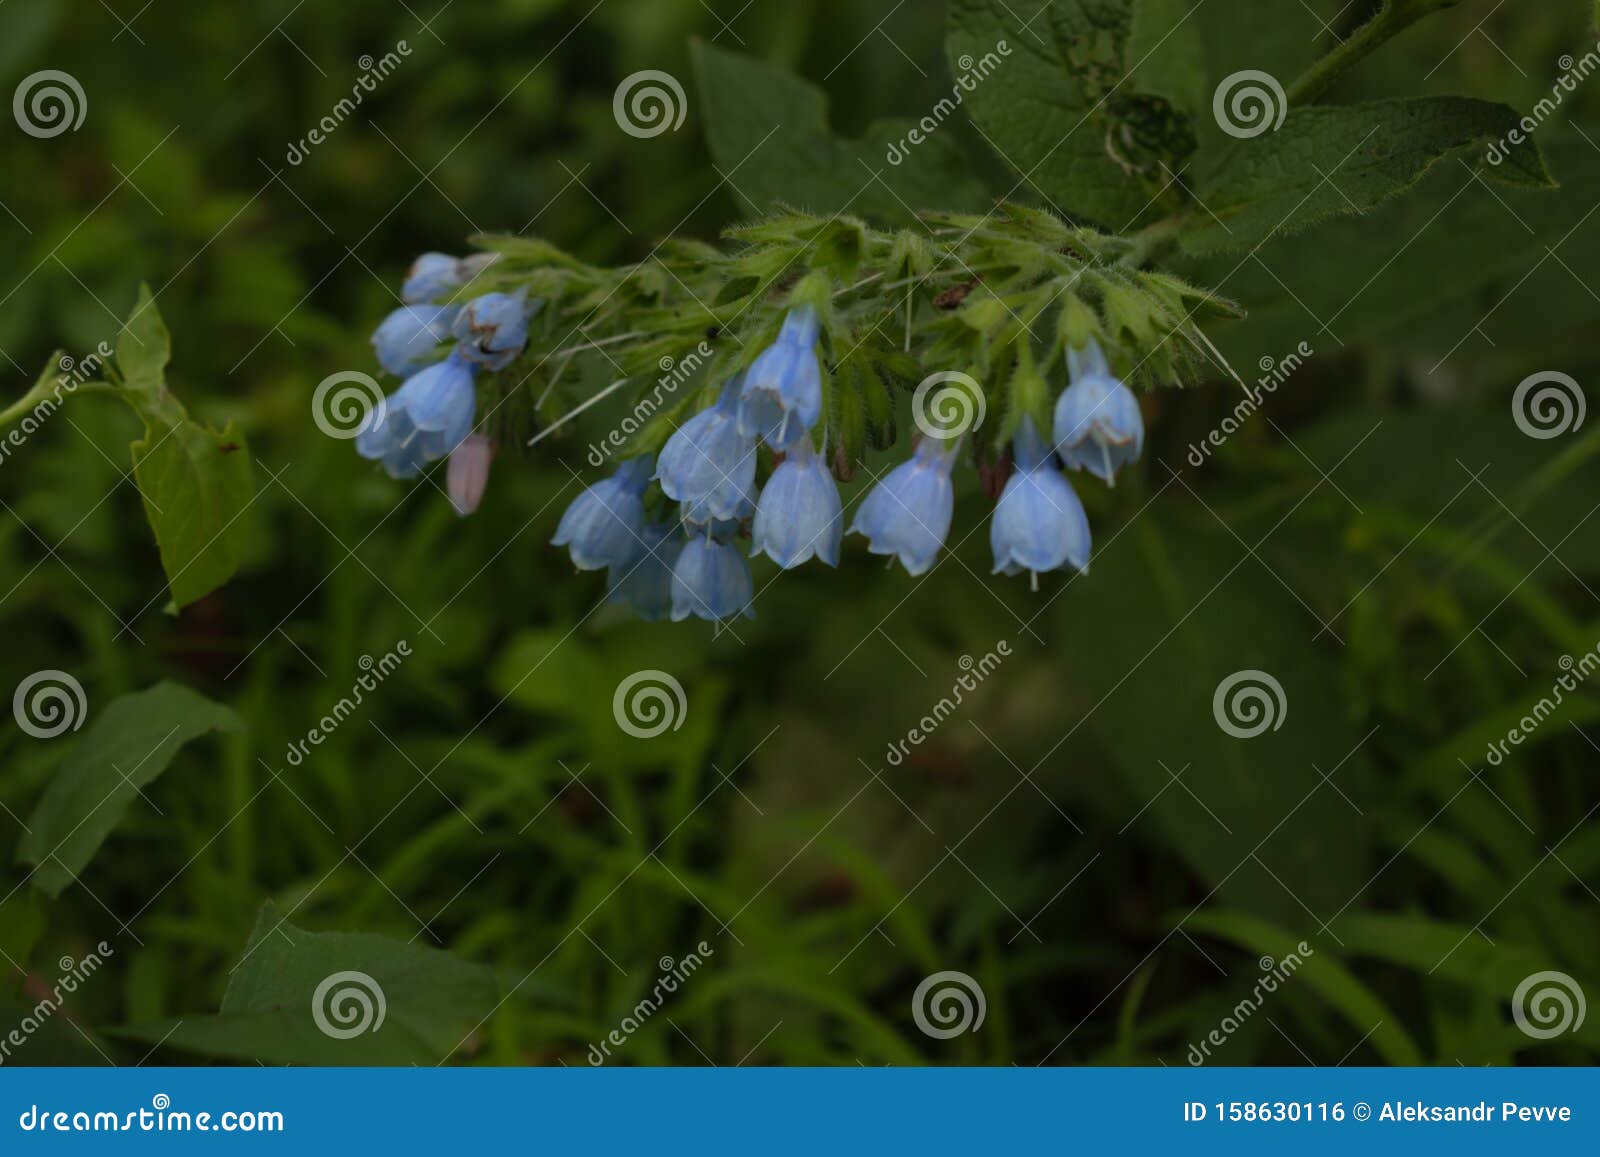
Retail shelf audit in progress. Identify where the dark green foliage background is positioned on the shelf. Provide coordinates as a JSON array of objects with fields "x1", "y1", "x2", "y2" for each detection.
[{"x1": 1, "y1": 0, "x2": 1598, "y2": 1065}]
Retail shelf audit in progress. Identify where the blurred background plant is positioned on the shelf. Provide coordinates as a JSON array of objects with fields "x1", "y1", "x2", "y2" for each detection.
[{"x1": 1, "y1": 0, "x2": 1598, "y2": 1066}]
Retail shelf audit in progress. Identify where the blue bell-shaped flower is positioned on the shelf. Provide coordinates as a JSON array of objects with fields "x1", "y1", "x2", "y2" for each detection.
[
  {"x1": 848, "y1": 438, "x2": 958, "y2": 576},
  {"x1": 402, "y1": 252, "x2": 466, "y2": 304},
  {"x1": 671, "y1": 530, "x2": 755, "y2": 622},
  {"x1": 551, "y1": 456, "x2": 653, "y2": 571},
  {"x1": 372, "y1": 304, "x2": 460, "y2": 377},
  {"x1": 355, "y1": 353, "x2": 477, "y2": 480},
  {"x1": 1053, "y1": 339, "x2": 1144, "y2": 486},
  {"x1": 751, "y1": 437, "x2": 842, "y2": 568},
  {"x1": 656, "y1": 376, "x2": 758, "y2": 520},
  {"x1": 991, "y1": 416, "x2": 1091, "y2": 581},
  {"x1": 453, "y1": 290, "x2": 534, "y2": 372},
  {"x1": 737, "y1": 307, "x2": 823, "y2": 451}
]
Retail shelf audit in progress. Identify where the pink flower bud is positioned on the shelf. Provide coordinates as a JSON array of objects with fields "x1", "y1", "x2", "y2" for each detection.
[{"x1": 447, "y1": 434, "x2": 494, "y2": 516}]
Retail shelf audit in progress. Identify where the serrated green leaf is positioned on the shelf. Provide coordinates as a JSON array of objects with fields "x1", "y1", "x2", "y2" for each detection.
[
  {"x1": 692, "y1": 41, "x2": 989, "y2": 225},
  {"x1": 1183, "y1": 97, "x2": 1554, "y2": 255},
  {"x1": 113, "y1": 285, "x2": 255, "y2": 609},
  {"x1": 17, "y1": 682, "x2": 242, "y2": 898},
  {"x1": 947, "y1": 0, "x2": 1198, "y2": 229},
  {"x1": 113, "y1": 900, "x2": 500, "y2": 1065}
]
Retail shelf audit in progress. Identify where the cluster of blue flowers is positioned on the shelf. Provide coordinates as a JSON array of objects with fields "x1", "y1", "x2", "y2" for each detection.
[
  {"x1": 354, "y1": 252, "x2": 1147, "y2": 620},
  {"x1": 358, "y1": 253, "x2": 534, "y2": 512},
  {"x1": 549, "y1": 305, "x2": 1146, "y2": 622}
]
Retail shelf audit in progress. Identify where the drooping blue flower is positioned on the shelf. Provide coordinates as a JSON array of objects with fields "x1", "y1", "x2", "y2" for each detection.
[
  {"x1": 551, "y1": 456, "x2": 653, "y2": 571},
  {"x1": 372, "y1": 304, "x2": 460, "y2": 377},
  {"x1": 671, "y1": 532, "x2": 755, "y2": 622},
  {"x1": 608, "y1": 520, "x2": 684, "y2": 622},
  {"x1": 1053, "y1": 339, "x2": 1144, "y2": 486},
  {"x1": 656, "y1": 376, "x2": 758, "y2": 520},
  {"x1": 402, "y1": 252, "x2": 465, "y2": 304},
  {"x1": 738, "y1": 306, "x2": 823, "y2": 450},
  {"x1": 848, "y1": 438, "x2": 958, "y2": 576},
  {"x1": 356, "y1": 353, "x2": 477, "y2": 480},
  {"x1": 991, "y1": 416, "x2": 1091, "y2": 581},
  {"x1": 453, "y1": 290, "x2": 534, "y2": 372},
  {"x1": 751, "y1": 437, "x2": 842, "y2": 568}
]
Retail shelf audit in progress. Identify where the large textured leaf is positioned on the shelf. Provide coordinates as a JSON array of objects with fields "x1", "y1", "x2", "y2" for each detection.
[
  {"x1": 1182, "y1": 98, "x2": 1554, "y2": 255},
  {"x1": 692, "y1": 41, "x2": 989, "y2": 224},
  {"x1": 946, "y1": 0, "x2": 1203, "y2": 229},
  {"x1": 115, "y1": 901, "x2": 499, "y2": 1065},
  {"x1": 17, "y1": 682, "x2": 242, "y2": 897},
  {"x1": 1055, "y1": 513, "x2": 1372, "y2": 924},
  {"x1": 115, "y1": 285, "x2": 255, "y2": 610},
  {"x1": 1186, "y1": 136, "x2": 1600, "y2": 372}
]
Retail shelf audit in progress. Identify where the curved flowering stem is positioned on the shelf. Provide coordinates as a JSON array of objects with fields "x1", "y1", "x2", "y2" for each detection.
[
  {"x1": 366, "y1": 204, "x2": 1242, "y2": 620},
  {"x1": 436, "y1": 204, "x2": 1239, "y2": 470}
]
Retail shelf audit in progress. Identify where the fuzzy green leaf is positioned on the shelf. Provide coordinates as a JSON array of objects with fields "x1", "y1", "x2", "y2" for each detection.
[
  {"x1": 17, "y1": 682, "x2": 242, "y2": 898},
  {"x1": 114, "y1": 901, "x2": 500, "y2": 1065},
  {"x1": 114, "y1": 285, "x2": 255, "y2": 609},
  {"x1": 692, "y1": 41, "x2": 989, "y2": 225},
  {"x1": 1188, "y1": 136, "x2": 1595, "y2": 367},
  {"x1": 1182, "y1": 97, "x2": 1554, "y2": 255}
]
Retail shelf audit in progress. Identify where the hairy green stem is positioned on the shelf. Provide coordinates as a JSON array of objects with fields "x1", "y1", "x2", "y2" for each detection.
[
  {"x1": 1287, "y1": 0, "x2": 1465, "y2": 105},
  {"x1": 1121, "y1": 215, "x2": 1189, "y2": 269},
  {"x1": 0, "y1": 376, "x2": 110, "y2": 429}
]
